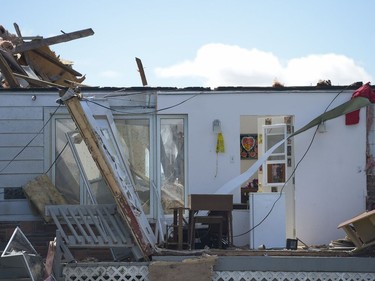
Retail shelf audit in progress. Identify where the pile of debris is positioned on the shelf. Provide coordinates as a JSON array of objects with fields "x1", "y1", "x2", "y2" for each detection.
[{"x1": 0, "y1": 23, "x2": 93, "y2": 89}]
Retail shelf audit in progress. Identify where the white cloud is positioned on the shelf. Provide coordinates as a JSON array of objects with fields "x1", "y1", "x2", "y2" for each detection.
[{"x1": 155, "y1": 43, "x2": 372, "y2": 87}]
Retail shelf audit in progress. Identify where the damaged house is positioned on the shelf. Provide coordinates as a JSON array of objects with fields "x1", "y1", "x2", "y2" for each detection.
[{"x1": 1, "y1": 24, "x2": 375, "y2": 280}]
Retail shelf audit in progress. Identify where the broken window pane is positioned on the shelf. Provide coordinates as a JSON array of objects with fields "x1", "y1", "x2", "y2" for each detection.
[
  {"x1": 67, "y1": 131, "x2": 114, "y2": 204},
  {"x1": 115, "y1": 119, "x2": 151, "y2": 215},
  {"x1": 2, "y1": 227, "x2": 37, "y2": 257},
  {"x1": 55, "y1": 119, "x2": 80, "y2": 204},
  {"x1": 160, "y1": 118, "x2": 185, "y2": 214}
]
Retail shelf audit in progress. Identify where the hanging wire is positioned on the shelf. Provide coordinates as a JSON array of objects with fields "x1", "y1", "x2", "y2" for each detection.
[
  {"x1": 0, "y1": 84, "x2": 362, "y2": 238},
  {"x1": 1, "y1": 89, "x2": 198, "y2": 176},
  {"x1": 45, "y1": 141, "x2": 69, "y2": 174},
  {"x1": 0, "y1": 104, "x2": 62, "y2": 175},
  {"x1": 82, "y1": 92, "x2": 200, "y2": 115}
]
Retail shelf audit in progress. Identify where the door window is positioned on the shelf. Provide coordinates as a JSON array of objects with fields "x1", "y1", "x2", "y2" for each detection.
[{"x1": 263, "y1": 124, "x2": 288, "y2": 186}]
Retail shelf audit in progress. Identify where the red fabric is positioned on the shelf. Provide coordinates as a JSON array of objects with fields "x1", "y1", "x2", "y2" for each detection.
[
  {"x1": 345, "y1": 109, "x2": 360, "y2": 125},
  {"x1": 345, "y1": 82, "x2": 375, "y2": 125}
]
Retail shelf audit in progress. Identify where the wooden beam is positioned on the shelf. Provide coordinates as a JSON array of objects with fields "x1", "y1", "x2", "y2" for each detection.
[
  {"x1": 13, "y1": 22, "x2": 23, "y2": 39},
  {"x1": 13, "y1": 22, "x2": 35, "y2": 69},
  {"x1": 135, "y1": 57, "x2": 148, "y2": 86},
  {"x1": 0, "y1": 49, "x2": 26, "y2": 75},
  {"x1": 14, "y1": 23, "x2": 42, "y2": 41},
  {"x1": 0, "y1": 53, "x2": 20, "y2": 88},
  {"x1": 13, "y1": 72, "x2": 63, "y2": 88},
  {"x1": 31, "y1": 49, "x2": 82, "y2": 77},
  {"x1": 12, "y1": 28, "x2": 95, "y2": 53}
]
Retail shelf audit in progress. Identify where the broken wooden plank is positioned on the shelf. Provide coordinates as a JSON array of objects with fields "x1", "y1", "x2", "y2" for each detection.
[
  {"x1": 24, "y1": 46, "x2": 85, "y2": 87},
  {"x1": 136, "y1": 57, "x2": 148, "y2": 86},
  {"x1": 0, "y1": 52, "x2": 20, "y2": 88},
  {"x1": 64, "y1": 78, "x2": 90, "y2": 87},
  {"x1": 13, "y1": 22, "x2": 41, "y2": 70},
  {"x1": 0, "y1": 49, "x2": 27, "y2": 75},
  {"x1": 13, "y1": 72, "x2": 63, "y2": 88},
  {"x1": 31, "y1": 48, "x2": 82, "y2": 77},
  {"x1": 13, "y1": 22, "x2": 43, "y2": 41},
  {"x1": 12, "y1": 28, "x2": 94, "y2": 53}
]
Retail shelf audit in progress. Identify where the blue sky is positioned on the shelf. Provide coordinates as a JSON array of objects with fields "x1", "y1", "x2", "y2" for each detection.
[{"x1": 2, "y1": 1, "x2": 374, "y2": 88}]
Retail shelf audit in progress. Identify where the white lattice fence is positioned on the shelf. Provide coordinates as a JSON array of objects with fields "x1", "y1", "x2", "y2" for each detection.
[
  {"x1": 63, "y1": 265, "x2": 149, "y2": 281},
  {"x1": 63, "y1": 265, "x2": 375, "y2": 281},
  {"x1": 213, "y1": 271, "x2": 375, "y2": 281}
]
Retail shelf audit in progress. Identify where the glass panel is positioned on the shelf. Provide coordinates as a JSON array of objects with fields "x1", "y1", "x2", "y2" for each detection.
[
  {"x1": 2, "y1": 227, "x2": 37, "y2": 257},
  {"x1": 55, "y1": 119, "x2": 80, "y2": 204},
  {"x1": 115, "y1": 119, "x2": 151, "y2": 215},
  {"x1": 266, "y1": 134, "x2": 285, "y2": 153},
  {"x1": 160, "y1": 118, "x2": 185, "y2": 214},
  {"x1": 67, "y1": 131, "x2": 114, "y2": 204}
]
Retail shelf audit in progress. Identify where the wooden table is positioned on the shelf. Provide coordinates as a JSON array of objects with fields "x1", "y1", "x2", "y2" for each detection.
[{"x1": 188, "y1": 194, "x2": 233, "y2": 249}]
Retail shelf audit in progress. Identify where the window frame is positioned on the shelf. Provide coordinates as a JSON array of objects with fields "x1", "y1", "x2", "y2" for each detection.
[
  {"x1": 113, "y1": 114, "x2": 155, "y2": 218},
  {"x1": 262, "y1": 124, "x2": 288, "y2": 186},
  {"x1": 156, "y1": 114, "x2": 188, "y2": 215}
]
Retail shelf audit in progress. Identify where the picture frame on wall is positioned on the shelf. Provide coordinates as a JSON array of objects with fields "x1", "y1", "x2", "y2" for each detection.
[{"x1": 240, "y1": 134, "x2": 258, "y2": 159}]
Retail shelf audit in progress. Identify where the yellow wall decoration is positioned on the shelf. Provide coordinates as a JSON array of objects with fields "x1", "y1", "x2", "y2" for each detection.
[{"x1": 216, "y1": 132, "x2": 225, "y2": 153}]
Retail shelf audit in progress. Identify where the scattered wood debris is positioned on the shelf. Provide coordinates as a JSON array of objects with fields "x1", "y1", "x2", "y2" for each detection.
[{"x1": 0, "y1": 23, "x2": 93, "y2": 89}]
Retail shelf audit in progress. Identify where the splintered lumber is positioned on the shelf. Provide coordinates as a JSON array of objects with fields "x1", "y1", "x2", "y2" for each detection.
[
  {"x1": 136, "y1": 57, "x2": 148, "y2": 86},
  {"x1": 31, "y1": 48, "x2": 82, "y2": 77},
  {"x1": 24, "y1": 46, "x2": 85, "y2": 87},
  {"x1": 13, "y1": 73, "x2": 63, "y2": 88},
  {"x1": 0, "y1": 52, "x2": 20, "y2": 88},
  {"x1": 0, "y1": 24, "x2": 91, "y2": 89},
  {"x1": 0, "y1": 49, "x2": 26, "y2": 74},
  {"x1": 12, "y1": 28, "x2": 94, "y2": 53},
  {"x1": 13, "y1": 22, "x2": 42, "y2": 41}
]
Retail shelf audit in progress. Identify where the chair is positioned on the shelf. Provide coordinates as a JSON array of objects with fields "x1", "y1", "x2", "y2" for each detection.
[
  {"x1": 166, "y1": 207, "x2": 190, "y2": 250},
  {"x1": 188, "y1": 194, "x2": 233, "y2": 249}
]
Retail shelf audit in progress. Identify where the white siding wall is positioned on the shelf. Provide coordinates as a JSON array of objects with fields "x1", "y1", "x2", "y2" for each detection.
[
  {"x1": 0, "y1": 89, "x2": 155, "y2": 221},
  {"x1": 157, "y1": 89, "x2": 367, "y2": 246},
  {"x1": 0, "y1": 92, "x2": 62, "y2": 220},
  {"x1": 0, "y1": 88, "x2": 368, "y2": 246}
]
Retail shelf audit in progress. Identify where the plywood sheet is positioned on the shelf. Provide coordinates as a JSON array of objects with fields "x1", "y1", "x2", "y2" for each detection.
[{"x1": 23, "y1": 174, "x2": 67, "y2": 222}]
